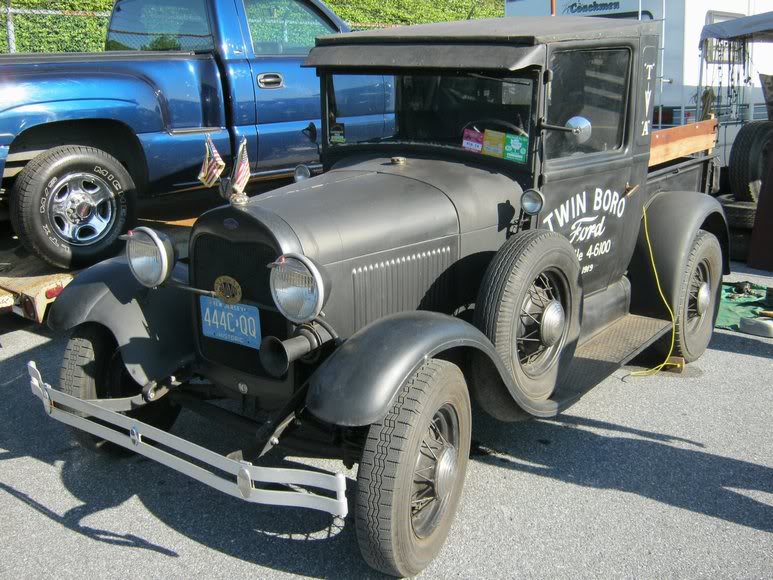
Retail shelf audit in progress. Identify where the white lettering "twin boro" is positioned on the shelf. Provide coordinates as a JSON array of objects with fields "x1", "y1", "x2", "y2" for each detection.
[{"x1": 542, "y1": 187, "x2": 626, "y2": 233}]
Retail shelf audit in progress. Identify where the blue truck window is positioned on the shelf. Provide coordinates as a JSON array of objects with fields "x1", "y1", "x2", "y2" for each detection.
[
  {"x1": 106, "y1": 0, "x2": 214, "y2": 52},
  {"x1": 244, "y1": 0, "x2": 336, "y2": 55}
]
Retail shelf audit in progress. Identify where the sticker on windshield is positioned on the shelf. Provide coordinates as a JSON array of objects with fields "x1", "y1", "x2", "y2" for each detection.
[
  {"x1": 462, "y1": 128, "x2": 484, "y2": 153},
  {"x1": 482, "y1": 130, "x2": 506, "y2": 158},
  {"x1": 504, "y1": 133, "x2": 528, "y2": 163},
  {"x1": 330, "y1": 123, "x2": 346, "y2": 144}
]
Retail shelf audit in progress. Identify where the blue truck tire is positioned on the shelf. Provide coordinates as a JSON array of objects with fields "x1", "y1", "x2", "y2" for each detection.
[{"x1": 10, "y1": 145, "x2": 137, "y2": 269}]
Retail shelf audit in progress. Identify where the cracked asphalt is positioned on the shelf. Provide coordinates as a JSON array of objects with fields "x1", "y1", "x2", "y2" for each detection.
[{"x1": 0, "y1": 263, "x2": 771, "y2": 579}]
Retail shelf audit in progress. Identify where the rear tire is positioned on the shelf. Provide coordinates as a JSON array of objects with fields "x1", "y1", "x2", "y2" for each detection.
[
  {"x1": 58, "y1": 324, "x2": 180, "y2": 455},
  {"x1": 657, "y1": 230, "x2": 722, "y2": 363},
  {"x1": 355, "y1": 360, "x2": 471, "y2": 577},
  {"x1": 10, "y1": 145, "x2": 137, "y2": 269}
]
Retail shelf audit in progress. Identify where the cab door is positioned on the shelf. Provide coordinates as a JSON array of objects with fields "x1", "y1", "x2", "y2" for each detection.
[
  {"x1": 537, "y1": 45, "x2": 643, "y2": 295},
  {"x1": 242, "y1": 0, "x2": 387, "y2": 173}
]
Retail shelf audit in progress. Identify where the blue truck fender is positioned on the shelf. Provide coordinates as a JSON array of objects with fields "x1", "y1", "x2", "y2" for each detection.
[
  {"x1": 305, "y1": 311, "x2": 561, "y2": 427},
  {"x1": 629, "y1": 190, "x2": 730, "y2": 318},
  {"x1": 48, "y1": 257, "x2": 194, "y2": 387},
  {"x1": 1, "y1": 76, "x2": 166, "y2": 137}
]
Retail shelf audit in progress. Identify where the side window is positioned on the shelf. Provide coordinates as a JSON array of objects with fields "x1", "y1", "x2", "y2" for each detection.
[
  {"x1": 545, "y1": 49, "x2": 630, "y2": 160},
  {"x1": 244, "y1": 0, "x2": 337, "y2": 55},
  {"x1": 106, "y1": 0, "x2": 214, "y2": 52}
]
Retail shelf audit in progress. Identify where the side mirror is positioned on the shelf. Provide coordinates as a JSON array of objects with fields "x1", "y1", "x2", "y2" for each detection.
[
  {"x1": 565, "y1": 116, "x2": 592, "y2": 145},
  {"x1": 302, "y1": 122, "x2": 318, "y2": 144}
]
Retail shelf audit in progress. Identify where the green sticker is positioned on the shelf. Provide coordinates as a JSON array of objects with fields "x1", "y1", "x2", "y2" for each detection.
[
  {"x1": 330, "y1": 123, "x2": 346, "y2": 144},
  {"x1": 504, "y1": 133, "x2": 528, "y2": 163}
]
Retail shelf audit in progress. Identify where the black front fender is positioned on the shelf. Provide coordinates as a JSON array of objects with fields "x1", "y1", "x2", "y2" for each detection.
[
  {"x1": 305, "y1": 311, "x2": 560, "y2": 427},
  {"x1": 630, "y1": 191, "x2": 729, "y2": 317},
  {"x1": 48, "y1": 257, "x2": 194, "y2": 387}
]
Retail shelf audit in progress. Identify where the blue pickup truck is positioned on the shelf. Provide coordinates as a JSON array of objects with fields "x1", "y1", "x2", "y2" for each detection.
[{"x1": 0, "y1": 0, "x2": 391, "y2": 268}]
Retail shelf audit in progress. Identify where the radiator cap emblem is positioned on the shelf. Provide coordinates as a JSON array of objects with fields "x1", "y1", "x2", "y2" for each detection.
[{"x1": 214, "y1": 275, "x2": 242, "y2": 305}]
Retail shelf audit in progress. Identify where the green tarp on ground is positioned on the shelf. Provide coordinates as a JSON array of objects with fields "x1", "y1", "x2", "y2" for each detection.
[{"x1": 716, "y1": 282, "x2": 770, "y2": 332}]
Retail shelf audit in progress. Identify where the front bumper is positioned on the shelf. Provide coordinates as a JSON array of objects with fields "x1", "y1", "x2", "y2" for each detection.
[{"x1": 27, "y1": 361, "x2": 348, "y2": 517}]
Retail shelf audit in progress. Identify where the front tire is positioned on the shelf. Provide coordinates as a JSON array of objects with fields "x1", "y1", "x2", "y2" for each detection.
[
  {"x1": 355, "y1": 360, "x2": 471, "y2": 577},
  {"x1": 10, "y1": 145, "x2": 137, "y2": 269},
  {"x1": 658, "y1": 230, "x2": 722, "y2": 362},
  {"x1": 58, "y1": 324, "x2": 180, "y2": 455}
]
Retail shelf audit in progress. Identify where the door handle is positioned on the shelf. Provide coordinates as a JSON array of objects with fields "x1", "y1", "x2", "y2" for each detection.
[
  {"x1": 257, "y1": 73, "x2": 284, "y2": 89},
  {"x1": 624, "y1": 182, "x2": 640, "y2": 198}
]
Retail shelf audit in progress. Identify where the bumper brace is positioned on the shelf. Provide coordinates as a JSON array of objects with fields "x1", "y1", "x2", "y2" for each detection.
[{"x1": 27, "y1": 362, "x2": 348, "y2": 517}]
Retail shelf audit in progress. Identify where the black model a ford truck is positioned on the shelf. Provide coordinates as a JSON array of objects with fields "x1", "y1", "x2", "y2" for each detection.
[{"x1": 28, "y1": 17, "x2": 728, "y2": 577}]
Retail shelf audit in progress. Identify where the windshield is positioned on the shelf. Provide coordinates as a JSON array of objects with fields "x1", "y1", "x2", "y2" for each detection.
[{"x1": 327, "y1": 72, "x2": 536, "y2": 165}]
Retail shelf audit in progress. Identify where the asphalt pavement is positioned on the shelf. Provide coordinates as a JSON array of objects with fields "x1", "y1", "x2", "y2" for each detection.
[{"x1": 0, "y1": 264, "x2": 771, "y2": 579}]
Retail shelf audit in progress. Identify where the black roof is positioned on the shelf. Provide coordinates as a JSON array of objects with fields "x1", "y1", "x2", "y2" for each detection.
[
  {"x1": 306, "y1": 16, "x2": 658, "y2": 71},
  {"x1": 315, "y1": 16, "x2": 656, "y2": 47}
]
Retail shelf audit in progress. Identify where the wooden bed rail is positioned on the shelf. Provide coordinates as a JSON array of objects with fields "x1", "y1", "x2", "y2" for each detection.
[{"x1": 649, "y1": 118, "x2": 718, "y2": 167}]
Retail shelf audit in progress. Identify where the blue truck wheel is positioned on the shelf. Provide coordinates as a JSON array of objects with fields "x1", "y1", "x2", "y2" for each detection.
[{"x1": 10, "y1": 145, "x2": 137, "y2": 269}]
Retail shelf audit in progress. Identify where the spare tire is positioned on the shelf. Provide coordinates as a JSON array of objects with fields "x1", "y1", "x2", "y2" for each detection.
[
  {"x1": 718, "y1": 193, "x2": 756, "y2": 231},
  {"x1": 473, "y1": 230, "x2": 582, "y2": 408},
  {"x1": 728, "y1": 120, "x2": 773, "y2": 202}
]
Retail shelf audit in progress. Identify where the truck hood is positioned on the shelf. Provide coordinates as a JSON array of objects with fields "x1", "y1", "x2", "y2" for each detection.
[{"x1": 248, "y1": 155, "x2": 521, "y2": 265}]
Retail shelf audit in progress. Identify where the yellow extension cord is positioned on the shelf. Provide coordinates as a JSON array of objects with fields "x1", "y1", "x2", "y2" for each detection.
[{"x1": 630, "y1": 204, "x2": 678, "y2": 377}]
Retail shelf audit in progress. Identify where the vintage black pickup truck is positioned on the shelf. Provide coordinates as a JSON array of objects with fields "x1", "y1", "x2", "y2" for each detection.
[{"x1": 28, "y1": 16, "x2": 728, "y2": 577}]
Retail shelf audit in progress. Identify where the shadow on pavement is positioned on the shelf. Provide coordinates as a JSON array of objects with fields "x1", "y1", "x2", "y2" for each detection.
[
  {"x1": 471, "y1": 410, "x2": 773, "y2": 534},
  {"x1": 707, "y1": 329, "x2": 773, "y2": 360}
]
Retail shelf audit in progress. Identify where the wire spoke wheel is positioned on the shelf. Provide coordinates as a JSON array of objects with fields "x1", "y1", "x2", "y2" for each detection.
[
  {"x1": 515, "y1": 268, "x2": 569, "y2": 379},
  {"x1": 658, "y1": 230, "x2": 723, "y2": 363},
  {"x1": 686, "y1": 259, "x2": 711, "y2": 331},
  {"x1": 356, "y1": 360, "x2": 471, "y2": 577},
  {"x1": 411, "y1": 403, "x2": 460, "y2": 539}
]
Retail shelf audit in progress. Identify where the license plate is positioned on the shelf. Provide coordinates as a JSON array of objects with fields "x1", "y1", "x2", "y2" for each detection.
[{"x1": 200, "y1": 296, "x2": 261, "y2": 350}]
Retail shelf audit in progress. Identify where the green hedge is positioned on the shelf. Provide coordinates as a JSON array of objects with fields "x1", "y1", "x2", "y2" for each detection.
[
  {"x1": 329, "y1": 0, "x2": 504, "y2": 25},
  {"x1": 2, "y1": 0, "x2": 504, "y2": 53}
]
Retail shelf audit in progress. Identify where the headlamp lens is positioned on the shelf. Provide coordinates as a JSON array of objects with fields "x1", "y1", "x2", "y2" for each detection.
[{"x1": 269, "y1": 255, "x2": 323, "y2": 323}]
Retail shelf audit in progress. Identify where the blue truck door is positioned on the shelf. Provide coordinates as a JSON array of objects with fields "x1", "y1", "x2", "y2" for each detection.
[{"x1": 242, "y1": 0, "x2": 386, "y2": 173}]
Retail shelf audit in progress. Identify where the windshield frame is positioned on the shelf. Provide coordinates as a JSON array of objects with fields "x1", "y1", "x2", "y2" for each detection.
[{"x1": 320, "y1": 67, "x2": 542, "y2": 173}]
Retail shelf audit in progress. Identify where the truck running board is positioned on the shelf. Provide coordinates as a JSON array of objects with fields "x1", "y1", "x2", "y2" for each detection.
[{"x1": 554, "y1": 314, "x2": 672, "y2": 410}]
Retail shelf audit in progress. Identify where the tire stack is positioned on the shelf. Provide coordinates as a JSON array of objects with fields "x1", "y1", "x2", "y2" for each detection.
[{"x1": 723, "y1": 121, "x2": 773, "y2": 262}]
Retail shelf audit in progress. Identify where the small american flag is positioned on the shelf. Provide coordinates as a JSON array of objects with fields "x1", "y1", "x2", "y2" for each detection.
[
  {"x1": 198, "y1": 135, "x2": 226, "y2": 188},
  {"x1": 231, "y1": 137, "x2": 251, "y2": 196}
]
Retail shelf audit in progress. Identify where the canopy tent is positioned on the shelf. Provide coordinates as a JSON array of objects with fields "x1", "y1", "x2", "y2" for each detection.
[{"x1": 699, "y1": 11, "x2": 773, "y2": 45}]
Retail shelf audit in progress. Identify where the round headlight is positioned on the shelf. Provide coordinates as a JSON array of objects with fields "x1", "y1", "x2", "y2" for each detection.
[
  {"x1": 269, "y1": 254, "x2": 325, "y2": 323},
  {"x1": 125, "y1": 227, "x2": 176, "y2": 288},
  {"x1": 521, "y1": 189, "x2": 545, "y2": 216},
  {"x1": 293, "y1": 164, "x2": 312, "y2": 183}
]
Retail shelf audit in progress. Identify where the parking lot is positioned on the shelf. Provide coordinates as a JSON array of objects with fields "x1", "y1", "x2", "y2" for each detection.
[{"x1": 0, "y1": 254, "x2": 770, "y2": 578}]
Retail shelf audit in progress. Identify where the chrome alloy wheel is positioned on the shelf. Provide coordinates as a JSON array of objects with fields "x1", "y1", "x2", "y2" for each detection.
[
  {"x1": 48, "y1": 172, "x2": 117, "y2": 246},
  {"x1": 515, "y1": 270, "x2": 569, "y2": 379},
  {"x1": 411, "y1": 403, "x2": 460, "y2": 539}
]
